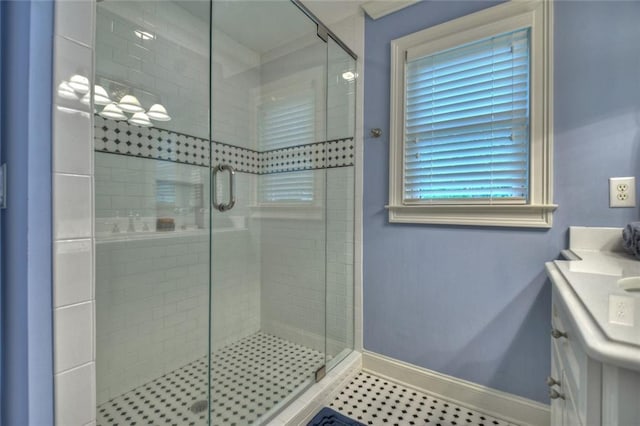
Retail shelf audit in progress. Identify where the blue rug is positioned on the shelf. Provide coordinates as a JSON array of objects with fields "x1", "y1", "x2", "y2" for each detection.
[{"x1": 307, "y1": 407, "x2": 366, "y2": 426}]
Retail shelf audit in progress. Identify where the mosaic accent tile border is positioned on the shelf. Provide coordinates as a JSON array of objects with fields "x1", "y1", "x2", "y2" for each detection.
[
  {"x1": 325, "y1": 138, "x2": 355, "y2": 169},
  {"x1": 94, "y1": 116, "x2": 354, "y2": 174},
  {"x1": 211, "y1": 141, "x2": 261, "y2": 174},
  {"x1": 94, "y1": 116, "x2": 262, "y2": 173},
  {"x1": 260, "y1": 138, "x2": 354, "y2": 174}
]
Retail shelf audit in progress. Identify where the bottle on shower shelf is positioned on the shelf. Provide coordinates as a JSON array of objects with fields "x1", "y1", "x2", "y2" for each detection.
[{"x1": 127, "y1": 211, "x2": 135, "y2": 232}]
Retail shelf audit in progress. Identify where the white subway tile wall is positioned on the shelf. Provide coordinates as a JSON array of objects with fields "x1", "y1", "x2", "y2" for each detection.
[
  {"x1": 53, "y1": 106, "x2": 93, "y2": 175},
  {"x1": 54, "y1": 239, "x2": 93, "y2": 307},
  {"x1": 55, "y1": 302, "x2": 94, "y2": 374},
  {"x1": 55, "y1": 363, "x2": 97, "y2": 426},
  {"x1": 211, "y1": 30, "x2": 261, "y2": 151},
  {"x1": 52, "y1": 0, "x2": 96, "y2": 424},
  {"x1": 260, "y1": 167, "x2": 354, "y2": 357},
  {"x1": 94, "y1": 152, "x2": 210, "y2": 229},
  {"x1": 260, "y1": 182, "x2": 327, "y2": 352},
  {"x1": 95, "y1": 232, "x2": 210, "y2": 404},
  {"x1": 326, "y1": 167, "x2": 355, "y2": 358},
  {"x1": 54, "y1": 173, "x2": 93, "y2": 240}
]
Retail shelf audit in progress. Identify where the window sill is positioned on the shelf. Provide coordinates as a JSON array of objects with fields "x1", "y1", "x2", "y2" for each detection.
[{"x1": 386, "y1": 204, "x2": 557, "y2": 228}]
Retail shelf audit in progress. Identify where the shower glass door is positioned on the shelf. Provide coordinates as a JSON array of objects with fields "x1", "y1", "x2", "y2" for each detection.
[
  {"x1": 209, "y1": 1, "x2": 328, "y2": 423},
  {"x1": 95, "y1": 0, "x2": 356, "y2": 424},
  {"x1": 94, "y1": 1, "x2": 213, "y2": 425}
]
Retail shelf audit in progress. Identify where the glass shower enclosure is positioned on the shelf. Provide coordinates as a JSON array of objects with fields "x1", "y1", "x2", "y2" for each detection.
[{"x1": 93, "y1": 1, "x2": 356, "y2": 424}]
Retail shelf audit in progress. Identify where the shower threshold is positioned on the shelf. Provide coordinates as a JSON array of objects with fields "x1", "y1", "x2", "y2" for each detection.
[{"x1": 97, "y1": 332, "x2": 324, "y2": 426}]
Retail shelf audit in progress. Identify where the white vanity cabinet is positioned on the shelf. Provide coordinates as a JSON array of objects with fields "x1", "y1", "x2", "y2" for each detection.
[{"x1": 545, "y1": 231, "x2": 640, "y2": 426}]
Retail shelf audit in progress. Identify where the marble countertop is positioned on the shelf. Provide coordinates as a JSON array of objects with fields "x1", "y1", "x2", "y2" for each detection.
[{"x1": 545, "y1": 226, "x2": 640, "y2": 371}]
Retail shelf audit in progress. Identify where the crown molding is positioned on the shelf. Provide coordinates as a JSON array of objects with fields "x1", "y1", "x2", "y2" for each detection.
[{"x1": 361, "y1": 0, "x2": 420, "y2": 19}]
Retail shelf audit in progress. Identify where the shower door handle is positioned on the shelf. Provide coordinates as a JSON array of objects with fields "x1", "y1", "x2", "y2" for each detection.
[{"x1": 212, "y1": 164, "x2": 236, "y2": 212}]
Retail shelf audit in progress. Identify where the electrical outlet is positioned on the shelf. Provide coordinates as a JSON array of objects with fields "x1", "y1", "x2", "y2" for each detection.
[
  {"x1": 609, "y1": 177, "x2": 636, "y2": 207},
  {"x1": 609, "y1": 295, "x2": 634, "y2": 326}
]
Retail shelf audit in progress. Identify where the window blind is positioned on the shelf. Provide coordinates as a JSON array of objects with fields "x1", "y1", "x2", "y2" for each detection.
[
  {"x1": 403, "y1": 28, "x2": 530, "y2": 203},
  {"x1": 259, "y1": 92, "x2": 315, "y2": 203}
]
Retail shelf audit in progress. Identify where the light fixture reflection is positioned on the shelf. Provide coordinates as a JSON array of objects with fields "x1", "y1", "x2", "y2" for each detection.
[
  {"x1": 118, "y1": 95, "x2": 144, "y2": 113},
  {"x1": 80, "y1": 92, "x2": 91, "y2": 106},
  {"x1": 147, "y1": 104, "x2": 171, "y2": 121},
  {"x1": 134, "y1": 29, "x2": 155, "y2": 40},
  {"x1": 94, "y1": 85, "x2": 112, "y2": 105},
  {"x1": 99, "y1": 103, "x2": 127, "y2": 120},
  {"x1": 57, "y1": 81, "x2": 78, "y2": 100},
  {"x1": 129, "y1": 111, "x2": 153, "y2": 127},
  {"x1": 341, "y1": 71, "x2": 356, "y2": 81},
  {"x1": 68, "y1": 74, "x2": 90, "y2": 93}
]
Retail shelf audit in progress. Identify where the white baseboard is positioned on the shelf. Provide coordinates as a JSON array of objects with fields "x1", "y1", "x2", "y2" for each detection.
[{"x1": 362, "y1": 351, "x2": 550, "y2": 426}]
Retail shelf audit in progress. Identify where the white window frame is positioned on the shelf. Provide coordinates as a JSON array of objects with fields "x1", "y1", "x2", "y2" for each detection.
[{"x1": 388, "y1": 0, "x2": 555, "y2": 228}]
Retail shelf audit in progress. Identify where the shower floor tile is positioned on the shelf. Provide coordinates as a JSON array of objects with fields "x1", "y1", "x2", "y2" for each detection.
[
  {"x1": 330, "y1": 372, "x2": 518, "y2": 426},
  {"x1": 97, "y1": 332, "x2": 324, "y2": 426}
]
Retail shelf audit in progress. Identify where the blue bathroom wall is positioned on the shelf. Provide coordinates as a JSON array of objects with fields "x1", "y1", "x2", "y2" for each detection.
[
  {"x1": 1, "y1": 0, "x2": 54, "y2": 424},
  {"x1": 363, "y1": 0, "x2": 640, "y2": 404}
]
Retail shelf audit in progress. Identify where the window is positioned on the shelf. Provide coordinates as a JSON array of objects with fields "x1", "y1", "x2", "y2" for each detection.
[
  {"x1": 258, "y1": 91, "x2": 316, "y2": 204},
  {"x1": 388, "y1": 0, "x2": 555, "y2": 227}
]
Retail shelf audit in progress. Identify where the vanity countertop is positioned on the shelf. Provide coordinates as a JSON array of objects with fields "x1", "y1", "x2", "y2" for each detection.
[{"x1": 545, "y1": 226, "x2": 640, "y2": 372}]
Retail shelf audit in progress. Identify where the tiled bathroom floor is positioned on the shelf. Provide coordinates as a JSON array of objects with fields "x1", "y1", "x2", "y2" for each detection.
[
  {"x1": 97, "y1": 332, "x2": 324, "y2": 426},
  {"x1": 330, "y1": 372, "x2": 517, "y2": 426}
]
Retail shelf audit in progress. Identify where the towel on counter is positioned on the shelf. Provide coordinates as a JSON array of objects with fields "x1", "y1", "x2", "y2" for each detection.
[{"x1": 622, "y1": 222, "x2": 640, "y2": 258}]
